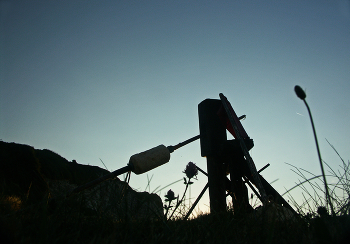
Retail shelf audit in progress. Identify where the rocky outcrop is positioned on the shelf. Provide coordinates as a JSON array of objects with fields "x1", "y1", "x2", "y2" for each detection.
[
  {"x1": 0, "y1": 141, "x2": 48, "y2": 203},
  {"x1": 0, "y1": 141, "x2": 164, "y2": 221},
  {"x1": 48, "y1": 177, "x2": 163, "y2": 221},
  {"x1": 253, "y1": 202, "x2": 298, "y2": 223}
]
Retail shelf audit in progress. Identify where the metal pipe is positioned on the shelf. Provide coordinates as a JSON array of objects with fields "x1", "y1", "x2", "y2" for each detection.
[
  {"x1": 258, "y1": 163, "x2": 270, "y2": 173},
  {"x1": 167, "y1": 135, "x2": 200, "y2": 153},
  {"x1": 167, "y1": 115, "x2": 246, "y2": 153},
  {"x1": 184, "y1": 183, "x2": 209, "y2": 220}
]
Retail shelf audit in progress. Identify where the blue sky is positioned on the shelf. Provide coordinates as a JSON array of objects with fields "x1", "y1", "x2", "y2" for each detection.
[{"x1": 1, "y1": 0, "x2": 349, "y2": 215}]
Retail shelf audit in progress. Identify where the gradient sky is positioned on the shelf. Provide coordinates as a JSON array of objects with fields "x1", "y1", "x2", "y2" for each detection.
[{"x1": 1, "y1": 0, "x2": 350, "y2": 215}]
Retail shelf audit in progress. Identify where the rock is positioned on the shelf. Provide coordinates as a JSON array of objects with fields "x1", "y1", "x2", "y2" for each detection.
[
  {"x1": 0, "y1": 141, "x2": 48, "y2": 203},
  {"x1": 252, "y1": 201, "x2": 298, "y2": 224},
  {"x1": 0, "y1": 141, "x2": 164, "y2": 221},
  {"x1": 48, "y1": 178, "x2": 163, "y2": 221}
]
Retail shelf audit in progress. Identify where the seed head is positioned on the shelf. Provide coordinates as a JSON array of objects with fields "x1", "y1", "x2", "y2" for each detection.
[
  {"x1": 165, "y1": 189, "x2": 176, "y2": 201},
  {"x1": 294, "y1": 85, "x2": 306, "y2": 100},
  {"x1": 183, "y1": 161, "x2": 198, "y2": 179}
]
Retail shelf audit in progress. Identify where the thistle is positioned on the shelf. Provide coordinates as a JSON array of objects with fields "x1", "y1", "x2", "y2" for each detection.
[
  {"x1": 164, "y1": 189, "x2": 176, "y2": 202},
  {"x1": 164, "y1": 189, "x2": 177, "y2": 219},
  {"x1": 183, "y1": 161, "x2": 198, "y2": 180},
  {"x1": 166, "y1": 162, "x2": 198, "y2": 221}
]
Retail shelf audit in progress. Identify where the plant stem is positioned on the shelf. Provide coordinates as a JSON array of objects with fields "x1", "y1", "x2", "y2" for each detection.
[
  {"x1": 165, "y1": 199, "x2": 172, "y2": 219},
  {"x1": 304, "y1": 99, "x2": 335, "y2": 216},
  {"x1": 168, "y1": 180, "x2": 190, "y2": 221}
]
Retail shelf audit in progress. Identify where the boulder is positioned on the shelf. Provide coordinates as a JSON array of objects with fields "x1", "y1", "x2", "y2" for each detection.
[
  {"x1": 0, "y1": 141, "x2": 48, "y2": 203},
  {"x1": 48, "y1": 177, "x2": 163, "y2": 221},
  {"x1": 0, "y1": 141, "x2": 164, "y2": 221},
  {"x1": 252, "y1": 201, "x2": 298, "y2": 224}
]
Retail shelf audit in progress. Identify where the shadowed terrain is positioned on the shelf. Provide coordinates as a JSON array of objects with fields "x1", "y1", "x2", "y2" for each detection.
[
  {"x1": 0, "y1": 141, "x2": 163, "y2": 222},
  {"x1": 0, "y1": 141, "x2": 109, "y2": 203},
  {"x1": 1, "y1": 141, "x2": 349, "y2": 244}
]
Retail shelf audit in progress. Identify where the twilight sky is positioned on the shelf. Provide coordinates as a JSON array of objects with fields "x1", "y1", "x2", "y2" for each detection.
[{"x1": 1, "y1": 0, "x2": 350, "y2": 215}]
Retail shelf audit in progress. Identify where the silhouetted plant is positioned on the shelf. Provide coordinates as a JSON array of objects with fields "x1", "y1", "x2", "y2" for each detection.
[
  {"x1": 183, "y1": 161, "x2": 198, "y2": 179},
  {"x1": 164, "y1": 189, "x2": 177, "y2": 219},
  {"x1": 294, "y1": 85, "x2": 335, "y2": 216},
  {"x1": 283, "y1": 140, "x2": 349, "y2": 217},
  {"x1": 164, "y1": 162, "x2": 198, "y2": 221}
]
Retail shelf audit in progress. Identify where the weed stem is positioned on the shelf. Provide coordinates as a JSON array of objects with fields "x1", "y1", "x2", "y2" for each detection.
[{"x1": 303, "y1": 99, "x2": 335, "y2": 216}]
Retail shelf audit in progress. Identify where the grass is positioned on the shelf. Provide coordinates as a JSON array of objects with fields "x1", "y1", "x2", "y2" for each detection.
[
  {"x1": 0, "y1": 194, "x2": 306, "y2": 244},
  {"x1": 282, "y1": 140, "x2": 350, "y2": 218},
  {"x1": 1, "y1": 151, "x2": 349, "y2": 244},
  {"x1": 1, "y1": 143, "x2": 349, "y2": 243}
]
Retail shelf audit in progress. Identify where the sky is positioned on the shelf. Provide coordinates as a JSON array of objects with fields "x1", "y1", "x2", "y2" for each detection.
[{"x1": 1, "y1": 0, "x2": 350, "y2": 216}]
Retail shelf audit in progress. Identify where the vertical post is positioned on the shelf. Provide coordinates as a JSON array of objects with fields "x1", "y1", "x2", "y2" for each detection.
[
  {"x1": 198, "y1": 99, "x2": 227, "y2": 213},
  {"x1": 223, "y1": 139, "x2": 253, "y2": 212}
]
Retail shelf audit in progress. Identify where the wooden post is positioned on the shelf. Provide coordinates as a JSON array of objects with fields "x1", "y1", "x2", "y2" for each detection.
[
  {"x1": 222, "y1": 139, "x2": 254, "y2": 212},
  {"x1": 198, "y1": 99, "x2": 227, "y2": 213}
]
